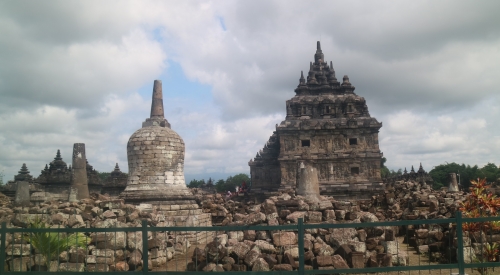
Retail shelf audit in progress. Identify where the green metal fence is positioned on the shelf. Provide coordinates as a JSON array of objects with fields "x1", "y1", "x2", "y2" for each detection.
[{"x1": 2, "y1": 211, "x2": 500, "y2": 275}]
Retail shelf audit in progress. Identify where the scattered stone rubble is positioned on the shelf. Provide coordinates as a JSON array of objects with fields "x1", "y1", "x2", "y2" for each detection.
[
  {"x1": 0, "y1": 178, "x2": 494, "y2": 272},
  {"x1": 188, "y1": 179, "x2": 485, "y2": 271}
]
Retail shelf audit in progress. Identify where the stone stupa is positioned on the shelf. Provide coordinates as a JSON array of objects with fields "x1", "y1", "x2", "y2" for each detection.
[
  {"x1": 120, "y1": 80, "x2": 195, "y2": 204},
  {"x1": 120, "y1": 80, "x2": 211, "y2": 242}
]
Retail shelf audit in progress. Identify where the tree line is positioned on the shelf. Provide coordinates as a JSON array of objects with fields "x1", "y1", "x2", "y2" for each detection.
[
  {"x1": 429, "y1": 162, "x2": 500, "y2": 190},
  {"x1": 187, "y1": 173, "x2": 250, "y2": 192},
  {"x1": 96, "y1": 160, "x2": 500, "y2": 193},
  {"x1": 382, "y1": 160, "x2": 500, "y2": 190}
]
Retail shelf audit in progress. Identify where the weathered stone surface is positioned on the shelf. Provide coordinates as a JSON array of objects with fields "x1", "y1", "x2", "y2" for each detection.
[
  {"x1": 71, "y1": 143, "x2": 90, "y2": 200},
  {"x1": 328, "y1": 228, "x2": 357, "y2": 247},
  {"x1": 315, "y1": 255, "x2": 333, "y2": 267},
  {"x1": 272, "y1": 232, "x2": 297, "y2": 246},
  {"x1": 332, "y1": 254, "x2": 349, "y2": 269},
  {"x1": 86, "y1": 264, "x2": 109, "y2": 272},
  {"x1": 58, "y1": 263, "x2": 85, "y2": 272},
  {"x1": 254, "y1": 240, "x2": 275, "y2": 253},
  {"x1": 205, "y1": 241, "x2": 227, "y2": 262},
  {"x1": 6, "y1": 244, "x2": 31, "y2": 256},
  {"x1": 351, "y1": 251, "x2": 365, "y2": 268},
  {"x1": 127, "y1": 231, "x2": 143, "y2": 251},
  {"x1": 244, "y1": 250, "x2": 260, "y2": 266},
  {"x1": 8, "y1": 257, "x2": 31, "y2": 271},
  {"x1": 231, "y1": 242, "x2": 251, "y2": 259},
  {"x1": 252, "y1": 258, "x2": 270, "y2": 271},
  {"x1": 286, "y1": 211, "x2": 306, "y2": 223},
  {"x1": 127, "y1": 249, "x2": 142, "y2": 267},
  {"x1": 272, "y1": 264, "x2": 293, "y2": 271},
  {"x1": 14, "y1": 181, "x2": 30, "y2": 206},
  {"x1": 69, "y1": 248, "x2": 86, "y2": 263},
  {"x1": 284, "y1": 247, "x2": 299, "y2": 259},
  {"x1": 297, "y1": 162, "x2": 320, "y2": 202}
]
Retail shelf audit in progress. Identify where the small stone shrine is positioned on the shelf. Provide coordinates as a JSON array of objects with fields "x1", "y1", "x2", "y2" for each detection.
[
  {"x1": 101, "y1": 163, "x2": 128, "y2": 196},
  {"x1": 120, "y1": 80, "x2": 211, "y2": 242},
  {"x1": 385, "y1": 163, "x2": 434, "y2": 187},
  {"x1": 249, "y1": 42, "x2": 384, "y2": 198},
  {"x1": 37, "y1": 149, "x2": 73, "y2": 194},
  {"x1": 32, "y1": 147, "x2": 103, "y2": 202},
  {"x1": 14, "y1": 163, "x2": 33, "y2": 182}
]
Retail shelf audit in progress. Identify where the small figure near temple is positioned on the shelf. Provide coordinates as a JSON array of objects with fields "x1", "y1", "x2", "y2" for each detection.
[{"x1": 240, "y1": 181, "x2": 247, "y2": 194}]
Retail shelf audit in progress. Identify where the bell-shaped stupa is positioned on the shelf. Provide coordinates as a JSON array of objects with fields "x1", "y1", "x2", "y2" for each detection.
[{"x1": 120, "y1": 80, "x2": 195, "y2": 204}]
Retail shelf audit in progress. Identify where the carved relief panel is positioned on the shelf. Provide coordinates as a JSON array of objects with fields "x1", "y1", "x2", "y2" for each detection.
[
  {"x1": 284, "y1": 139, "x2": 296, "y2": 152},
  {"x1": 318, "y1": 163, "x2": 328, "y2": 180},
  {"x1": 333, "y1": 136, "x2": 345, "y2": 150},
  {"x1": 318, "y1": 139, "x2": 327, "y2": 151}
]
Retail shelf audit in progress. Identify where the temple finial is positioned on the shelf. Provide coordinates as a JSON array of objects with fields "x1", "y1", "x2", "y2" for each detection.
[
  {"x1": 142, "y1": 80, "x2": 171, "y2": 128},
  {"x1": 299, "y1": 71, "x2": 305, "y2": 85},
  {"x1": 55, "y1": 149, "x2": 62, "y2": 160},
  {"x1": 150, "y1": 80, "x2": 164, "y2": 119},
  {"x1": 314, "y1": 41, "x2": 324, "y2": 63}
]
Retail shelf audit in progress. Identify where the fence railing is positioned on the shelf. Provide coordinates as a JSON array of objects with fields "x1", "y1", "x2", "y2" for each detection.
[{"x1": 2, "y1": 211, "x2": 500, "y2": 275}]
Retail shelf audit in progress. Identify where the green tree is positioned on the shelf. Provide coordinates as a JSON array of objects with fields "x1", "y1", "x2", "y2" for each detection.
[
  {"x1": 215, "y1": 179, "x2": 225, "y2": 187},
  {"x1": 187, "y1": 179, "x2": 205, "y2": 188},
  {"x1": 429, "y1": 162, "x2": 480, "y2": 190},
  {"x1": 380, "y1": 157, "x2": 390, "y2": 178},
  {"x1": 0, "y1": 169, "x2": 4, "y2": 186},
  {"x1": 390, "y1": 168, "x2": 403, "y2": 177},
  {"x1": 97, "y1": 172, "x2": 110, "y2": 181},
  {"x1": 479, "y1": 163, "x2": 500, "y2": 183},
  {"x1": 215, "y1": 173, "x2": 250, "y2": 192}
]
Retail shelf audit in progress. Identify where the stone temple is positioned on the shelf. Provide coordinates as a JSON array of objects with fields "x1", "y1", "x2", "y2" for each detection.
[{"x1": 249, "y1": 42, "x2": 384, "y2": 198}]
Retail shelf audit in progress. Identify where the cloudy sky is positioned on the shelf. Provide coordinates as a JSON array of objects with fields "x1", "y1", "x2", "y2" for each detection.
[{"x1": 1, "y1": 0, "x2": 500, "y2": 183}]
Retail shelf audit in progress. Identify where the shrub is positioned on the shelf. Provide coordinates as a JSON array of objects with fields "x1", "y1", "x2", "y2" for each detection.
[{"x1": 24, "y1": 218, "x2": 88, "y2": 267}]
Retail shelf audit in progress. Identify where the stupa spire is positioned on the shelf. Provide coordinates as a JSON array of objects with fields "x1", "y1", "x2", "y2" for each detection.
[
  {"x1": 299, "y1": 71, "x2": 306, "y2": 86},
  {"x1": 150, "y1": 80, "x2": 164, "y2": 119},
  {"x1": 142, "y1": 80, "x2": 171, "y2": 128},
  {"x1": 314, "y1": 41, "x2": 324, "y2": 63},
  {"x1": 55, "y1": 149, "x2": 62, "y2": 160}
]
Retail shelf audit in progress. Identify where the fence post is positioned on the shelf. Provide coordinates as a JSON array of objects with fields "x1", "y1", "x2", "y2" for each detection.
[
  {"x1": 456, "y1": 211, "x2": 465, "y2": 275},
  {"x1": 298, "y1": 218, "x2": 304, "y2": 275},
  {"x1": 142, "y1": 220, "x2": 149, "y2": 275},
  {"x1": 0, "y1": 222, "x2": 6, "y2": 272}
]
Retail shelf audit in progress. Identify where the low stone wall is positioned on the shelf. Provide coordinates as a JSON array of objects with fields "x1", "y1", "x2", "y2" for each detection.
[{"x1": 0, "y1": 194, "x2": 202, "y2": 272}]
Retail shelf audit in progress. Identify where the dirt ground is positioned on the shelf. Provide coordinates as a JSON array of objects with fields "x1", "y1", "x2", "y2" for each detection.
[{"x1": 154, "y1": 237, "x2": 493, "y2": 275}]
